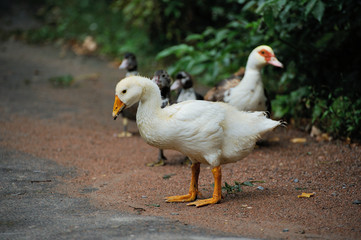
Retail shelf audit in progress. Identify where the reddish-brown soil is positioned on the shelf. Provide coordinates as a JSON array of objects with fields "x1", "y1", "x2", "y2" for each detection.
[{"x1": 1, "y1": 41, "x2": 360, "y2": 240}]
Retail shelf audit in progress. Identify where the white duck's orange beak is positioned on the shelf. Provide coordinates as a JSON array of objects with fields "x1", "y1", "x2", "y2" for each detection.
[{"x1": 112, "y1": 95, "x2": 125, "y2": 120}]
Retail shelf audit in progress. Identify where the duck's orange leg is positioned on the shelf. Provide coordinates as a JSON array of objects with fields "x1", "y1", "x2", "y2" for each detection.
[
  {"x1": 187, "y1": 166, "x2": 222, "y2": 207},
  {"x1": 165, "y1": 162, "x2": 200, "y2": 202}
]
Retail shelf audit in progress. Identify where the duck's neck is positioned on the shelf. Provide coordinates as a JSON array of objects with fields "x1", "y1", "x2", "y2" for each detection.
[
  {"x1": 136, "y1": 79, "x2": 162, "y2": 124},
  {"x1": 126, "y1": 71, "x2": 139, "y2": 77},
  {"x1": 236, "y1": 56, "x2": 264, "y2": 88},
  {"x1": 177, "y1": 88, "x2": 196, "y2": 102},
  {"x1": 135, "y1": 79, "x2": 165, "y2": 147}
]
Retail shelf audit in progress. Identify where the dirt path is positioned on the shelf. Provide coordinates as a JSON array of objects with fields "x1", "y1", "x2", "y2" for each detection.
[{"x1": 0, "y1": 40, "x2": 360, "y2": 240}]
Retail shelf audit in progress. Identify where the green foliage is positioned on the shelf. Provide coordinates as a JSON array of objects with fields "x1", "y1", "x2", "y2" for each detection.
[
  {"x1": 272, "y1": 86, "x2": 312, "y2": 120},
  {"x1": 24, "y1": 0, "x2": 155, "y2": 58},
  {"x1": 156, "y1": 24, "x2": 254, "y2": 85},
  {"x1": 162, "y1": 173, "x2": 176, "y2": 179},
  {"x1": 156, "y1": 0, "x2": 361, "y2": 139},
  {"x1": 17, "y1": 0, "x2": 361, "y2": 139},
  {"x1": 312, "y1": 94, "x2": 361, "y2": 139},
  {"x1": 112, "y1": 0, "x2": 251, "y2": 44}
]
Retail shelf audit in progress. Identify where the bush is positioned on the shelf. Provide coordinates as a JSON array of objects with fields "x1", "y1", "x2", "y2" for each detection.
[
  {"x1": 17, "y1": 0, "x2": 361, "y2": 139},
  {"x1": 156, "y1": 0, "x2": 361, "y2": 140},
  {"x1": 24, "y1": 0, "x2": 155, "y2": 58}
]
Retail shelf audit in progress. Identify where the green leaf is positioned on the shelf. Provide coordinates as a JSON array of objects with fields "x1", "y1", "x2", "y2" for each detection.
[
  {"x1": 263, "y1": 6, "x2": 275, "y2": 29},
  {"x1": 312, "y1": 0, "x2": 325, "y2": 22},
  {"x1": 185, "y1": 34, "x2": 203, "y2": 42},
  {"x1": 305, "y1": 0, "x2": 317, "y2": 17},
  {"x1": 315, "y1": 32, "x2": 334, "y2": 48},
  {"x1": 191, "y1": 64, "x2": 207, "y2": 75},
  {"x1": 275, "y1": 0, "x2": 287, "y2": 16},
  {"x1": 242, "y1": 0, "x2": 256, "y2": 12},
  {"x1": 241, "y1": 181, "x2": 254, "y2": 187},
  {"x1": 162, "y1": 173, "x2": 176, "y2": 179},
  {"x1": 215, "y1": 29, "x2": 229, "y2": 43},
  {"x1": 255, "y1": 1, "x2": 267, "y2": 14},
  {"x1": 203, "y1": 27, "x2": 215, "y2": 36},
  {"x1": 227, "y1": 20, "x2": 244, "y2": 29},
  {"x1": 156, "y1": 44, "x2": 194, "y2": 59}
]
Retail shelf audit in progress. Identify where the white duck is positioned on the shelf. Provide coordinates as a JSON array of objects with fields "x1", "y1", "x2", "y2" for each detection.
[
  {"x1": 112, "y1": 76, "x2": 282, "y2": 207},
  {"x1": 205, "y1": 45, "x2": 283, "y2": 113}
]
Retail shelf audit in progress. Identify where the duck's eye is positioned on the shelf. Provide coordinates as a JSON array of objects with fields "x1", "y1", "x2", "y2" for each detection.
[{"x1": 122, "y1": 89, "x2": 127, "y2": 94}]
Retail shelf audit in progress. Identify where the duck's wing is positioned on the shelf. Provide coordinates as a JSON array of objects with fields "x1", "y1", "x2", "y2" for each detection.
[
  {"x1": 204, "y1": 77, "x2": 241, "y2": 102},
  {"x1": 167, "y1": 101, "x2": 221, "y2": 120},
  {"x1": 163, "y1": 101, "x2": 226, "y2": 141}
]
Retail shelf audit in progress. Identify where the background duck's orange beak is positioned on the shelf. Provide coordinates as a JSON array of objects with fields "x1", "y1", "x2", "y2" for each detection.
[{"x1": 112, "y1": 95, "x2": 125, "y2": 120}]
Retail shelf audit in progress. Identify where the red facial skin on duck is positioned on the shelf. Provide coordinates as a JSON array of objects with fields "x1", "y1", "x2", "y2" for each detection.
[
  {"x1": 258, "y1": 49, "x2": 283, "y2": 68},
  {"x1": 258, "y1": 49, "x2": 273, "y2": 61}
]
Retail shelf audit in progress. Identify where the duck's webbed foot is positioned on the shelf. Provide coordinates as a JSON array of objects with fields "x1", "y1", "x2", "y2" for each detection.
[
  {"x1": 147, "y1": 149, "x2": 167, "y2": 167},
  {"x1": 165, "y1": 162, "x2": 201, "y2": 203},
  {"x1": 147, "y1": 158, "x2": 165, "y2": 167},
  {"x1": 165, "y1": 191, "x2": 198, "y2": 203},
  {"x1": 117, "y1": 131, "x2": 133, "y2": 137},
  {"x1": 117, "y1": 117, "x2": 133, "y2": 137},
  {"x1": 187, "y1": 196, "x2": 220, "y2": 207},
  {"x1": 187, "y1": 166, "x2": 222, "y2": 207},
  {"x1": 182, "y1": 156, "x2": 192, "y2": 166}
]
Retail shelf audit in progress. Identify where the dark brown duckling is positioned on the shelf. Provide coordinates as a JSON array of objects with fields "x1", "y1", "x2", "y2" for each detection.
[
  {"x1": 117, "y1": 52, "x2": 139, "y2": 137},
  {"x1": 147, "y1": 70, "x2": 172, "y2": 167},
  {"x1": 204, "y1": 67, "x2": 244, "y2": 102}
]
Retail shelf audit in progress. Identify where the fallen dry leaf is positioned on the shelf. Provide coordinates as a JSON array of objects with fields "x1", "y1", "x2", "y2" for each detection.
[
  {"x1": 320, "y1": 133, "x2": 332, "y2": 142},
  {"x1": 310, "y1": 125, "x2": 322, "y2": 138},
  {"x1": 82, "y1": 36, "x2": 97, "y2": 52},
  {"x1": 298, "y1": 192, "x2": 315, "y2": 198},
  {"x1": 290, "y1": 138, "x2": 307, "y2": 143},
  {"x1": 310, "y1": 126, "x2": 332, "y2": 142},
  {"x1": 72, "y1": 36, "x2": 97, "y2": 55}
]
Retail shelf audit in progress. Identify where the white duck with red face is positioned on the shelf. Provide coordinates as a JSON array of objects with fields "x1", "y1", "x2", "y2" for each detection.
[{"x1": 223, "y1": 45, "x2": 283, "y2": 112}]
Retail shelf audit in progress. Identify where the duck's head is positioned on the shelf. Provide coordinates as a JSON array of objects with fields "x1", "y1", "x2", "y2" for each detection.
[
  {"x1": 248, "y1": 45, "x2": 283, "y2": 69},
  {"x1": 119, "y1": 52, "x2": 138, "y2": 71},
  {"x1": 152, "y1": 70, "x2": 171, "y2": 89},
  {"x1": 171, "y1": 71, "x2": 193, "y2": 91},
  {"x1": 113, "y1": 76, "x2": 143, "y2": 120}
]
